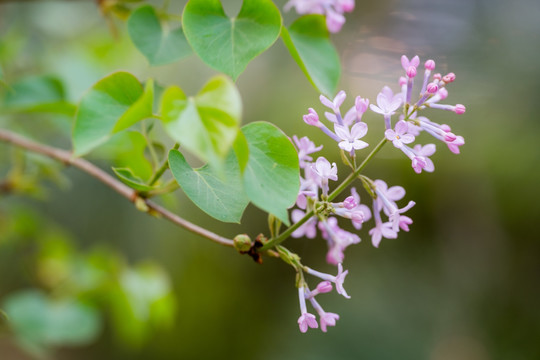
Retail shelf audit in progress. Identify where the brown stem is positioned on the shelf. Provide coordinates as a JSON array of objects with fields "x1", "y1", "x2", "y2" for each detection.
[{"x1": 0, "y1": 129, "x2": 234, "y2": 247}]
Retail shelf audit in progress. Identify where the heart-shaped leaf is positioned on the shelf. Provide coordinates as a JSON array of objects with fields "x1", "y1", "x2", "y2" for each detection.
[
  {"x1": 169, "y1": 149, "x2": 249, "y2": 223},
  {"x1": 128, "y1": 5, "x2": 192, "y2": 66},
  {"x1": 241, "y1": 122, "x2": 299, "y2": 225},
  {"x1": 72, "y1": 72, "x2": 153, "y2": 156},
  {"x1": 281, "y1": 15, "x2": 341, "y2": 96},
  {"x1": 112, "y1": 167, "x2": 156, "y2": 192},
  {"x1": 182, "y1": 0, "x2": 282, "y2": 80},
  {"x1": 160, "y1": 75, "x2": 241, "y2": 166}
]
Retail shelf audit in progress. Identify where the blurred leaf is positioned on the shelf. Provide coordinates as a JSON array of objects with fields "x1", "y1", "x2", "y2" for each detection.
[
  {"x1": 241, "y1": 122, "x2": 299, "y2": 225},
  {"x1": 113, "y1": 79, "x2": 154, "y2": 132},
  {"x1": 233, "y1": 130, "x2": 249, "y2": 173},
  {"x1": 112, "y1": 167, "x2": 155, "y2": 192},
  {"x1": 3, "y1": 290, "x2": 101, "y2": 347},
  {"x1": 72, "y1": 72, "x2": 153, "y2": 156},
  {"x1": 169, "y1": 149, "x2": 249, "y2": 223},
  {"x1": 281, "y1": 15, "x2": 341, "y2": 97},
  {"x1": 110, "y1": 263, "x2": 176, "y2": 347},
  {"x1": 128, "y1": 5, "x2": 192, "y2": 66},
  {"x1": 182, "y1": 0, "x2": 282, "y2": 80},
  {"x1": 2, "y1": 75, "x2": 75, "y2": 115},
  {"x1": 160, "y1": 75, "x2": 241, "y2": 167},
  {"x1": 93, "y1": 131, "x2": 153, "y2": 180}
]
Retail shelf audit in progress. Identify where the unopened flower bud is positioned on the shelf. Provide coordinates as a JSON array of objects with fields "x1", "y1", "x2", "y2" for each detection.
[
  {"x1": 343, "y1": 196, "x2": 357, "y2": 210},
  {"x1": 438, "y1": 87, "x2": 448, "y2": 100},
  {"x1": 454, "y1": 104, "x2": 466, "y2": 114},
  {"x1": 303, "y1": 108, "x2": 320, "y2": 127},
  {"x1": 440, "y1": 124, "x2": 452, "y2": 132},
  {"x1": 443, "y1": 72, "x2": 456, "y2": 83},
  {"x1": 399, "y1": 76, "x2": 407, "y2": 86},
  {"x1": 443, "y1": 132, "x2": 457, "y2": 142},
  {"x1": 424, "y1": 59, "x2": 436, "y2": 70},
  {"x1": 426, "y1": 82, "x2": 438, "y2": 94},
  {"x1": 433, "y1": 73, "x2": 442, "y2": 80},
  {"x1": 234, "y1": 234, "x2": 252, "y2": 253},
  {"x1": 315, "y1": 281, "x2": 333, "y2": 294},
  {"x1": 406, "y1": 66, "x2": 417, "y2": 78},
  {"x1": 355, "y1": 96, "x2": 369, "y2": 114}
]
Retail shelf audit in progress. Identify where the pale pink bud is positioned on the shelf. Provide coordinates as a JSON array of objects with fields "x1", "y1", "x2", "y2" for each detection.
[
  {"x1": 315, "y1": 281, "x2": 333, "y2": 294},
  {"x1": 454, "y1": 104, "x2": 466, "y2": 114},
  {"x1": 444, "y1": 132, "x2": 457, "y2": 142},
  {"x1": 438, "y1": 88, "x2": 448, "y2": 100},
  {"x1": 433, "y1": 73, "x2": 442, "y2": 80},
  {"x1": 440, "y1": 124, "x2": 452, "y2": 132},
  {"x1": 343, "y1": 196, "x2": 357, "y2": 210},
  {"x1": 399, "y1": 76, "x2": 407, "y2": 86},
  {"x1": 406, "y1": 66, "x2": 417, "y2": 78},
  {"x1": 426, "y1": 83, "x2": 438, "y2": 94},
  {"x1": 337, "y1": 0, "x2": 355, "y2": 12},
  {"x1": 303, "y1": 108, "x2": 320, "y2": 126},
  {"x1": 424, "y1": 59, "x2": 436, "y2": 70},
  {"x1": 443, "y1": 72, "x2": 456, "y2": 83}
]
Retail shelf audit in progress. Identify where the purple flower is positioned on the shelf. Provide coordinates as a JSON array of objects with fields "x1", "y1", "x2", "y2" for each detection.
[
  {"x1": 370, "y1": 86, "x2": 402, "y2": 116},
  {"x1": 385, "y1": 120, "x2": 415, "y2": 148},
  {"x1": 401, "y1": 55, "x2": 420, "y2": 73},
  {"x1": 399, "y1": 215, "x2": 413, "y2": 232},
  {"x1": 297, "y1": 286, "x2": 318, "y2": 333},
  {"x1": 369, "y1": 198, "x2": 398, "y2": 247},
  {"x1": 318, "y1": 217, "x2": 361, "y2": 265},
  {"x1": 291, "y1": 209, "x2": 318, "y2": 238},
  {"x1": 374, "y1": 180, "x2": 415, "y2": 232},
  {"x1": 320, "y1": 90, "x2": 347, "y2": 114},
  {"x1": 307, "y1": 294, "x2": 340, "y2": 332},
  {"x1": 312, "y1": 157, "x2": 338, "y2": 196},
  {"x1": 293, "y1": 135, "x2": 323, "y2": 168},
  {"x1": 334, "y1": 122, "x2": 369, "y2": 152},
  {"x1": 306, "y1": 263, "x2": 351, "y2": 299}
]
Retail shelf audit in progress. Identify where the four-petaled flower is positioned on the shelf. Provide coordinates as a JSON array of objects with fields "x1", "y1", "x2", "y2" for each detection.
[
  {"x1": 385, "y1": 120, "x2": 415, "y2": 148},
  {"x1": 334, "y1": 122, "x2": 369, "y2": 152}
]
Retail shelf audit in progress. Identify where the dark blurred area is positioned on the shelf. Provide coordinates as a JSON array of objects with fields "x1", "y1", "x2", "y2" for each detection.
[{"x1": 1, "y1": 0, "x2": 539, "y2": 359}]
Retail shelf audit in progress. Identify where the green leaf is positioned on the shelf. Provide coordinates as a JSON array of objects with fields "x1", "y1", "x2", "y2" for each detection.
[
  {"x1": 233, "y1": 130, "x2": 249, "y2": 173},
  {"x1": 182, "y1": 0, "x2": 282, "y2": 80},
  {"x1": 241, "y1": 122, "x2": 299, "y2": 225},
  {"x1": 2, "y1": 75, "x2": 75, "y2": 115},
  {"x1": 160, "y1": 75, "x2": 241, "y2": 166},
  {"x1": 128, "y1": 5, "x2": 192, "y2": 66},
  {"x1": 112, "y1": 167, "x2": 155, "y2": 192},
  {"x1": 72, "y1": 72, "x2": 153, "y2": 156},
  {"x1": 3, "y1": 290, "x2": 101, "y2": 347},
  {"x1": 281, "y1": 15, "x2": 341, "y2": 96},
  {"x1": 169, "y1": 149, "x2": 249, "y2": 223}
]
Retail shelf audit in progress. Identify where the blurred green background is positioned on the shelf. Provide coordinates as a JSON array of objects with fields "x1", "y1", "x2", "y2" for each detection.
[{"x1": 1, "y1": 0, "x2": 539, "y2": 359}]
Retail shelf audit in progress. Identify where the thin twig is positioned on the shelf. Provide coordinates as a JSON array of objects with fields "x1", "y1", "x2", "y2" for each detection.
[{"x1": 0, "y1": 129, "x2": 234, "y2": 247}]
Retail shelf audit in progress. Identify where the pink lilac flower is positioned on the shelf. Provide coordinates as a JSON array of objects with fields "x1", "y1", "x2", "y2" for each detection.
[
  {"x1": 308, "y1": 296, "x2": 340, "y2": 332},
  {"x1": 303, "y1": 108, "x2": 341, "y2": 142},
  {"x1": 318, "y1": 217, "x2": 360, "y2": 265},
  {"x1": 369, "y1": 198, "x2": 397, "y2": 247},
  {"x1": 421, "y1": 59, "x2": 436, "y2": 94},
  {"x1": 401, "y1": 55, "x2": 420, "y2": 103},
  {"x1": 306, "y1": 263, "x2": 351, "y2": 299},
  {"x1": 307, "y1": 281, "x2": 333, "y2": 298},
  {"x1": 284, "y1": 0, "x2": 355, "y2": 33},
  {"x1": 412, "y1": 116, "x2": 465, "y2": 153},
  {"x1": 385, "y1": 120, "x2": 415, "y2": 148},
  {"x1": 334, "y1": 122, "x2": 369, "y2": 152},
  {"x1": 370, "y1": 86, "x2": 403, "y2": 129},
  {"x1": 291, "y1": 209, "x2": 318, "y2": 238},
  {"x1": 349, "y1": 187, "x2": 372, "y2": 230},
  {"x1": 293, "y1": 135, "x2": 323, "y2": 168},
  {"x1": 312, "y1": 157, "x2": 338, "y2": 196},
  {"x1": 297, "y1": 168, "x2": 318, "y2": 209},
  {"x1": 297, "y1": 286, "x2": 318, "y2": 333},
  {"x1": 374, "y1": 179, "x2": 415, "y2": 232},
  {"x1": 399, "y1": 215, "x2": 413, "y2": 232}
]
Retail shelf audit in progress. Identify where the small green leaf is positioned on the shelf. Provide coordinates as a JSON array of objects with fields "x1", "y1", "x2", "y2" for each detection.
[
  {"x1": 182, "y1": 0, "x2": 282, "y2": 80},
  {"x1": 2, "y1": 75, "x2": 75, "y2": 115},
  {"x1": 112, "y1": 167, "x2": 155, "y2": 192},
  {"x1": 72, "y1": 72, "x2": 153, "y2": 156},
  {"x1": 169, "y1": 149, "x2": 249, "y2": 223},
  {"x1": 160, "y1": 75, "x2": 241, "y2": 166},
  {"x1": 3, "y1": 290, "x2": 101, "y2": 347},
  {"x1": 128, "y1": 5, "x2": 192, "y2": 66},
  {"x1": 241, "y1": 122, "x2": 299, "y2": 225},
  {"x1": 281, "y1": 15, "x2": 341, "y2": 96}
]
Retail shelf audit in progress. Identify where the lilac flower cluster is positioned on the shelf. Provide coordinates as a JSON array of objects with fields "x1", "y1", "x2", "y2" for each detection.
[
  {"x1": 284, "y1": 0, "x2": 355, "y2": 33},
  {"x1": 289, "y1": 55, "x2": 465, "y2": 333}
]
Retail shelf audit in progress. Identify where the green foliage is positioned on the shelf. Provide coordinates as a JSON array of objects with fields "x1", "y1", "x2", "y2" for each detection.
[
  {"x1": 1, "y1": 75, "x2": 75, "y2": 115},
  {"x1": 241, "y1": 122, "x2": 299, "y2": 225},
  {"x1": 112, "y1": 167, "x2": 156, "y2": 192},
  {"x1": 160, "y1": 75, "x2": 242, "y2": 166},
  {"x1": 128, "y1": 5, "x2": 192, "y2": 66},
  {"x1": 169, "y1": 149, "x2": 249, "y2": 223},
  {"x1": 282, "y1": 15, "x2": 341, "y2": 96},
  {"x1": 182, "y1": 0, "x2": 282, "y2": 80},
  {"x1": 72, "y1": 72, "x2": 153, "y2": 156},
  {"x1": 3, "y1": 290, "x2": 101, "y2": 348}
]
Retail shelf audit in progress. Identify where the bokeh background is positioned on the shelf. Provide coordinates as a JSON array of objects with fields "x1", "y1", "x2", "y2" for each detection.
[{"x1": 1, "y1": 0, "x2": 539, "y2": 359}]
